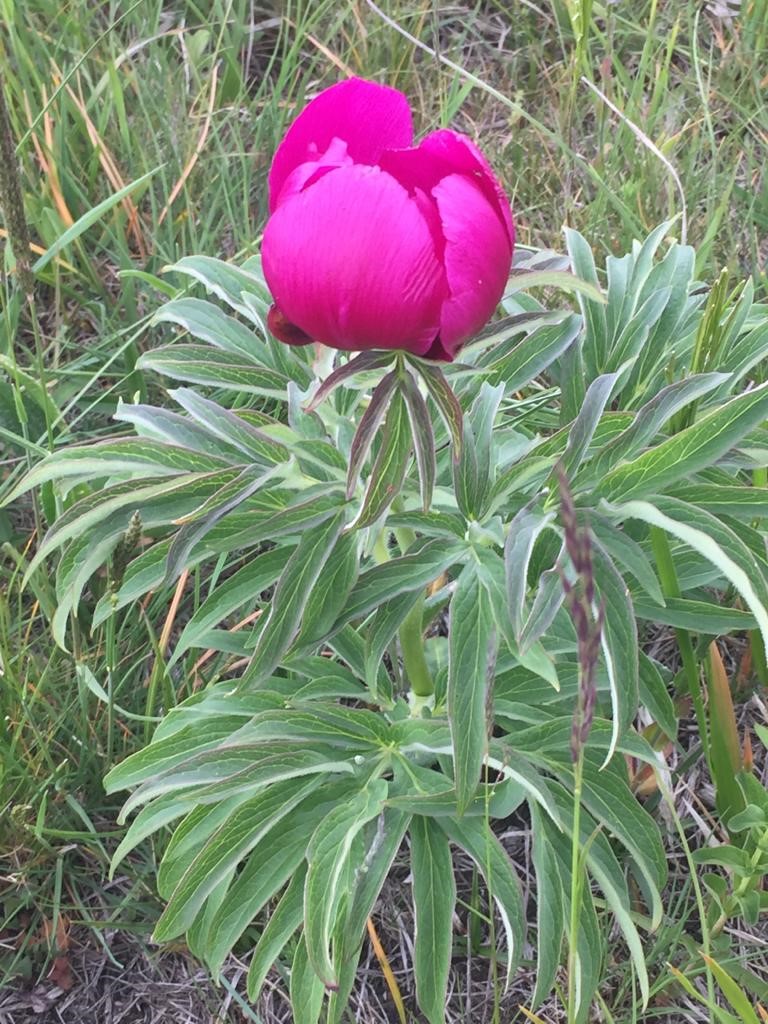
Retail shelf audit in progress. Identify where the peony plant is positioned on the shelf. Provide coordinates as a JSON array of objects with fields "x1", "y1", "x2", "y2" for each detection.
[{"x1": 8, "y1": 78, "x2": 768, "y2": 1024}]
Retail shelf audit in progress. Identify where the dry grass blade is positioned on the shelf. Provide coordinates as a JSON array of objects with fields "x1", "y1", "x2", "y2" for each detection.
[
  {"x1": 23, "y1": 86, "x2": 74, "y2": 228},
  {"x1": 54, "y1": 65, "x2": 148, "y2": 257},
  {"x1": 365, "y1": 917, "x2": 407, "y2": 1024}
]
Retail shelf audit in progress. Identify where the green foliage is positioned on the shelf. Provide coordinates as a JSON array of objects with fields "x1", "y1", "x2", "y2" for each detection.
[{"x1": 9, "y1": 221, "x2": 768, "y2": 1020}]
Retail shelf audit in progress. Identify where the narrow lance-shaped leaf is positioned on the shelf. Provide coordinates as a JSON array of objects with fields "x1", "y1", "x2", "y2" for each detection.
[
  {"x1": 346, "y1": 369, "x2": 398, "y2": 496},
  {"x1": 1, "y1": 438, "x2": 228, "y2": 504},
  {"x1": 240, "y1": 511, "x2": 345, "y2": 686},
  {"x1": 597, "y1": 381, "x2": 768, "y2": 502},
  {"x1": 401, "y1": 369, "x2": 436, "y2": 511},
  {"x1": 170, "y1": 387, "x2": 289, "y2": 466},
  {"x1": 152, "y1": 776, "x2": 319, "y2": 942},
  {"x1": 505, "y1": 501, "x2": 556, "y2": 640},
  {"x1": 152, "y1": 297, "x2": 267, "y2": 362},
  {"x1": 585, "y1": 372, "x2": 730, "y2": 482},
  {"x1": 304, "y1": 780, "x2": 389, "y2": 988},
  {"x1": 603, "y1": 496, "x2": 768, "y2": 653},
  {"x1": 341, "y1": 537, "x2": 464, "y2": 622},
  {"x1": 448, "y1": 563, "x2": 497, "y2": 814},
  {"x1": 164, "y1": 464, "x2": 278, "y2": 584},
  {"x1": 530, "y1": 804, "x2": 564, "y2": 1007},
  {"x1": 290, "y1": 937, "x2": 325, "y2": 1024},
  {"x1": 410, "y1": 816, "x2": 456, "y2": 1024},
  {"x1": 169, "y1": 546, "x2": 287, "y2": 666},
  {"x1": 455, "y1": 381, "x2": 504, "y2": 517},
  {"x1": 307, "y1": 350, "x2": 396, "y2": 411},
  {"x1": 438, "y1": 814, "x2": 525, "y2": 990},
  {"x1": 561, "y1": 369, "x2": 622, "y2": 475},
  {"x1": 410, "y1": 358, "x2": 463, "y2": 458},
  {"x1": 565, "y1": 226, "x2": 607, "y2": 377},
  {"x1": 483, "y1": 313, "x2": 582, "y2": 393},
  {"x1": 138, "y1": 345, "x2": 288, "y2": 398},
  {"x1": 352, "y1": 389, "x2": 412, "y2": 529},
  {"x1": 246, "y1": 865, "x2": 306, "y2": 1000},
  {"x1": 592, "y1": 542, "x2": 639, "y2": 764}
]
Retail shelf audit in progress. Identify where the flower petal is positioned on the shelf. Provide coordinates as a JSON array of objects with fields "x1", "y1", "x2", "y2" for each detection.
[
  {"x1": 268, "y1": 78, "x2": 413, "y2": 212},
  {"x1": 380, "y1": 128, "x2": 514, "y2": 245},
  {"x1": 262, "y1": 165, "x2": 445, "y2": 354},
  {"x1": 431, "y1": 172, "x2": 513, "y2": 358}
]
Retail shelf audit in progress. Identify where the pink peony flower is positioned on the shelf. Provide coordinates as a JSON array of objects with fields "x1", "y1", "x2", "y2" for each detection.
[{"x1": 262, "y1": 78, "x2": 514, "y2": 362}]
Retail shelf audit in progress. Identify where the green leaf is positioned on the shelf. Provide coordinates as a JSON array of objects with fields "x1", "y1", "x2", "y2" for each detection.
[
  {"x1": 561, "y1": 369, "x2": 623, "y2": 475},
  {"x1": 544, "y1": 756, "x2": 667, "y2": 910},
  {"x1": 410, "y1": 816, "x2": 456, "y2": 1024},
  {"x1": 604, "y1": 496, "x2": 768, "y2": 652},
  {"x1": 638, "y1": 654, "x2": 678, "y2": 739},
  {"x1": 411, "y1": 358, "x2": 464, "y2": 457},
  {"x1": 448, "y1": 563, "x2": 496, "y2": 813},
  {"x1": 508, "y1": 268, "x2": 606, "y2": 304},
  {"x1": 153, "y1": 776, "x2": 320, "y2": 941},
  {"x1": 170, "y1": 547, "x2": 287, "y2": 666},
  {"x1": 152, "y1": 297, "x2": 268, "y2": 361},
  {"x1": 121, "y1": 745, "x2": 351, "y2": 819},
  {"x1": 164, "y1": 465, "x2": 279, "y2": 583},
  {"x1": 304, "y1": 780, "x2": 388, "y2": 987},
  {"x1": 363, "y1": 590, "x2": 421, "y2": 700},
  {"x1": 346, "y1": 369, "x2": 398, "y2": 495},
  {"x1": 170, "y1": 388, "x2": 289, "y2": 466},
  {"x1": 353, "y1": 389, "x2": 412, "y2": 529},
  {"x1": 207, "y1": 490, "x2": 345, "y2": 555},
  {"x1": 298, "y1": 531, "x2": 360, "y2": 644},
  {"x1": 307, "y1": 350, "x2": 395, "y2": 411},
  {"x1": 482, "y1": 314, "x2": 582, "y2": 393},
  {"x1": 665, "y1": 482, "x2": 768, "y2": 521},
  {"x1": 633, "y1": 597, "x2": 756, "y2": 634},
  {"x1": 592, "y1": 542, "x2": 639, "y2": 762},
  {"x1": 591, "y1": 517, "x2": 665, "y2": 606},
  {"x1": 104, "y1": 710, "x2": 275, "y2": 794},
  {"x1": 342, "y1": 538, "x2": 464, "y2": 623},
  {"x1": 401, "y1": 369, "x2": 436, "y2": 511},
  {"x1": 2, "y1": 438, "x2": 227, "y2": 504},
  {"x1": 535, "y1": 809, "x2": 604, "y2": 1023},
  {"x1": 246, "y1": 866, "x2": 306, "y2": 1001},
  {"x1": 505, "y1": 502, "x2": 557, "y2": 639},
  {"x1": 206, "y1": 783, "x2": 354, "y2": 976},
  {"x1": 454, "y1": 382, "x2": 503, "y2": 518},
  {"x1": 519, "y1": 565, "x2": 566, "y2": 654},
  {"x1": 549, "y1": 781, "x2": 652, "y2": 1007},
  {"x1": 245, "y1": 705, "x2": 390, "y2": 750},
  {"x1": 338, "y1": 807, "x2": 411, "y2": 958},
  {"x1": 598, "y1": 382, "x2": 768, "y2": 502},
  {"x1": 530, "y1": 805, "x2": 564, "y2": 1007},
  {"x1": 703, "y1": 955, "x2": 763, "y2": 1024},
  {"x1": 438, "y1": 814, "x2": 525, "y2": 989},
  {"x1": 28, "y1": 471, "x2": 235, "y2": 578},
  {"x1": 564, "y1": 227, "x2": 607, "y2": 377},
  {"x1": 290, "y1": 937, "x2": 326, "y2": 1024},
  {"x1": 166, "y1": 253, "x2": 268, "y2": 307},
  {"x1": 138, "y1": 344, "x2": 288, "y2": 398},
  {"x1": 585, "y1": 373, "x2": 730, "y2": 482},
  {"x1": 114, "y1": 402, "x2": 245, "y2": 462},
  {"x1": 240, "y1": 512, "x2": 345, "y2": 685}
]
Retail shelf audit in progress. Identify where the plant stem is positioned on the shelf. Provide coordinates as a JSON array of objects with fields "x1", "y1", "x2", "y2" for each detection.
[
  {"x1": 105, "y1": 606, "x2": 117, "y2": 767},
  {"x1": 398, "y1": 593, "x2": 433, "y2": 699},
  {"x1": 650, "y1": 526, "x2": 710, "y2": 768},
  {"x1": 566, "y1": 749, "x2": 585, "y2": 1024},
  {"x1": 394, "y1": 524, "x2": 434, "y2": 701}
]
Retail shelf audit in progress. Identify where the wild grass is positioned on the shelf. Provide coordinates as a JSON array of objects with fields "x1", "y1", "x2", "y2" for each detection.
[{"x1": 1, "y1": 0, "x2": 767, "y2": 1019}]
